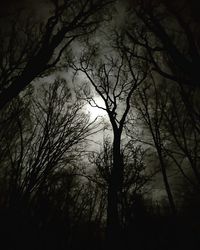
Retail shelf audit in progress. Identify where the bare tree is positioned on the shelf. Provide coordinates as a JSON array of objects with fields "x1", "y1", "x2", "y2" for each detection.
[
  {"x1": 71, "y1": 44, "x2": 147, "y2": 247},
  {"x1": 123, "y1": 0, "x2": 200, "y2": 88},
  {"x1": 89, "y1": 137, "x2": 150, "y2": 228},
  {"x1": 0, "y1": 78, "x2": 98, "y2": 211},
  {"x1": 0, "y1": 0, "x2": 114, "y2": 110},
  {"x1": 131, "y1": 75, "x2": 177, "y2": 215},
  {"x1": 160, "y1": 85, "x2": 200, "y2": 190},
  {"x1": 114, "y1": 1, "x2": 200, "y2": 215},
  {"x1": 117, "y1": 0, "x2": 200, "y2": 141}
]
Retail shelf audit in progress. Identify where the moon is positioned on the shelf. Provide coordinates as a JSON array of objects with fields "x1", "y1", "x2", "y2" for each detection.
[{"x1": 86, "y1": 96, "x2": 107, "y2": 120}]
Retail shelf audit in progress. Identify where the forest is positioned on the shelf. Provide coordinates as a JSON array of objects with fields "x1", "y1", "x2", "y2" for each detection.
[{"x1": 0, "y1": 0, "x2": 200, "y2": 249}]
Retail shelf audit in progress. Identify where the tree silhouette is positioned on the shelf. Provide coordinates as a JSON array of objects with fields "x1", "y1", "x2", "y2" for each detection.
[
  {"x1": 1, "y1": 1, "x2": 200, "y2": 249},
  {"x1": 133, "y1": 77, "x2": 177, "y2": 215},
  {"x1": 89, "y1": 137, "x2": 150, "y2": 226},
  {"x1": 0, "y1": 78, "x2": 99, "y2": 210},
  {"x1": 160, "y1": 84, "x2": 200, "y2": 189},
  {"x1": 124, "y1": 0, "x2": 200, "y2": 88},
  {"x1": 0, "y1": 0, "x2": 114, "y2": 110},
  {"x1": 71, "y1": 43, "x2": 147, "y2": 248}
]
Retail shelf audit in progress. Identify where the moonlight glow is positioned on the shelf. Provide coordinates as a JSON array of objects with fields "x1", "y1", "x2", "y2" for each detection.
[{"x1": 86, "y1": 96, "x2": 107, "y2": 120}]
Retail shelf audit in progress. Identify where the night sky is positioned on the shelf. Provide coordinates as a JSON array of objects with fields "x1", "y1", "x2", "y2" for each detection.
[{"x1": 0, "y1": 1, "x2": 200, "y2": 250}]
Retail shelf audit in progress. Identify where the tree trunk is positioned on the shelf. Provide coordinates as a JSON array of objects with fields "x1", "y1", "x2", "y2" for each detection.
[
  {"x1": 106, "y1": 130, "x2": 123, "y2": 249},
  {"x1": 157, "y1": 149, "x2": 177, "y2": 216}
]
